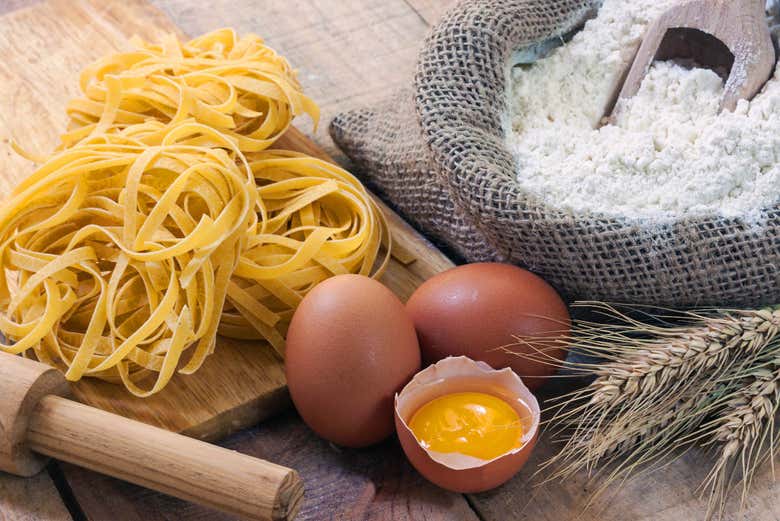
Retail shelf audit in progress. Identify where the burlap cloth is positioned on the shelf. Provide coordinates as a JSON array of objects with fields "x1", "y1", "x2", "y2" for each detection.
[{"x1": 330, "y1": 0, "x2": 780, "y2": 307}]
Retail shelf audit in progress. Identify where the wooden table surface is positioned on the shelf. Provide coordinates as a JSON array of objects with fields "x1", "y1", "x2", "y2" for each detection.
[{"x1": 2, "y1": 1, "x2": 779, "y2": 521}]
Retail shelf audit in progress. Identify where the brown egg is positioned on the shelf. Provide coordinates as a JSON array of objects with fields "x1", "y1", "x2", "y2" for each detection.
[
  {"x1": 395, "y1": 356, "x2": 540, "y2": 493},
  {"x1": 406, "y1": 263, "x2": 570, "y2": 391},
  {"x1": 285, "y1": 274, "x2": 421, "y2": 448}
]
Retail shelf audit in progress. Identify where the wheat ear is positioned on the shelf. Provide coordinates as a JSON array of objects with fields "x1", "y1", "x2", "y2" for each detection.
[
  {"x1": 530, "y1": 304, "x2": 780, "y2": 518},
  {"x1": 586, "y1": 307, "x2": 780, "y2": 408},
  {"x1": 700, "y1": 351, "x2": 780, "y2": 520}
]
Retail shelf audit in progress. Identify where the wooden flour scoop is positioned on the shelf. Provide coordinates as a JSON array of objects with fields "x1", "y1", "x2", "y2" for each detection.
[
  {"x1": 0, "y1": 353, "x2": 302, "y2": 521},
  {"x1": 606, "y1": 0, "x2": 776, "y2": 121}
]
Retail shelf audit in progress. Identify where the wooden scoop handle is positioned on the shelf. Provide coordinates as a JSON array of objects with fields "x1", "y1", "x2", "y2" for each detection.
[
  {"x1": 26, "y1": 395, "x2": 302, "y2": 521},
  {"x1": 607, "y1": 0, "x2": 775, "y2": 121}
]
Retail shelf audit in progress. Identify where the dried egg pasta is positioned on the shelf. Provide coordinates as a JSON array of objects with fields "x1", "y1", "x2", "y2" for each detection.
[
  {"x1": 2, "y1": 30, "x2": 390, "y2": 396},
  {"x1": 64, "y1": 28, "x2": 319, "y2": 152},
  {"x1": 0, "y1": 122, "x2": 256, "y2": 396},
  {"x1": 221, "y1": 151, "x2": 390, "y2": 354}
]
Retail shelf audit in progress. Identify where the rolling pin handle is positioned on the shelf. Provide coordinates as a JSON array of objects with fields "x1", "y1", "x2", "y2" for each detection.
[
  {"x1": 0, "y1": 353, "x2": 303, "y2": 521},
  {"x1": 0, "y1": 354, "x2": 69, "y2": 476}
]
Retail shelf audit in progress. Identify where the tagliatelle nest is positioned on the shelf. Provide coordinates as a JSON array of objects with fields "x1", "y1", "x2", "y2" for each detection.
[
  {"x1": 221, "y1": 150, "x2": 390, "y2": 354},
  {"x1": 0, "y1": 122, "x2": 256, "y2": 396},
  {"x1": 63, "y1": 28, "x2": 319, "y2": 152},
  {"x1": 1, "y1": 30, "x2": 390, "y2": 397}
]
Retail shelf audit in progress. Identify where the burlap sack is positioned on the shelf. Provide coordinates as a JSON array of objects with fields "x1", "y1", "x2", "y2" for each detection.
[{"x1": 330, "y1": 0, "x2": 780, "y2": 307}]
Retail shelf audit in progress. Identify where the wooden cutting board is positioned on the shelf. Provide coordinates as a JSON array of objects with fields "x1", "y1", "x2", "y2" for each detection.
[{"x1": 0, "y1": 0, "x2": 454, "y2": 442}]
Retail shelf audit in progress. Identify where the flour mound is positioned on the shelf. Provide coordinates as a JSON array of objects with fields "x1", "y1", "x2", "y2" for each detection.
[{"x1": 509, "y1": 0, "x2": 780, "y2": 219}]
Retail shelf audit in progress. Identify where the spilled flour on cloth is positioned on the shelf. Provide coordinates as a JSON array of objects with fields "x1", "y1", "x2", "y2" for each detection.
[{"x1": 508, "y1": 0, "x2": 780, "y2": 220}]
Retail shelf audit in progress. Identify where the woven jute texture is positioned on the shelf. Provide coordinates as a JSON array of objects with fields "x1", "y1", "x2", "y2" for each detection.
[{"x1": 330, "y1": 0, "x2": 780, "y2": 307}]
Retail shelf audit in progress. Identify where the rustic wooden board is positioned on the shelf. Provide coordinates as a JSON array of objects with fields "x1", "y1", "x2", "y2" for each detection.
[{"x1": 0, "y1": 0, "x2": 453, "y2": 444}]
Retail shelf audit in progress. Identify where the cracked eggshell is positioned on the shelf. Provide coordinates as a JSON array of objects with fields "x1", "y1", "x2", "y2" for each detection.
[{"x1": 394, "y1": 356, "x2": 540, "y2": 493}]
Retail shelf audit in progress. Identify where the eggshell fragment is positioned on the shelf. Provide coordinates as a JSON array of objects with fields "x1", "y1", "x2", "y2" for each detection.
[{"x1": 394, "y1": 356, "x2": 540, "y2": 493}]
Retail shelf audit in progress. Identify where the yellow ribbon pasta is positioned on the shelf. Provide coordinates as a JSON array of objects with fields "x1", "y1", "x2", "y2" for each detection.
[
  {"x1": 0, "y1": 122, "x2": 256, "y2": 396},
  {"x1": 64, "y1": 28, "x2": 319, "y2": 152},
  {"x1": 2, "y1": 30, "x2": 390, "y2": 396},
  {"x1": 221, "y1": 151, "x2": 390, "y2": 354}
]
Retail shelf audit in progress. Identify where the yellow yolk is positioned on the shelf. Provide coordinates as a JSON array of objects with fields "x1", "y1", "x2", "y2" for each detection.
[{"x1": 408, "y1": 392, "x2": 523, "y2": 460}]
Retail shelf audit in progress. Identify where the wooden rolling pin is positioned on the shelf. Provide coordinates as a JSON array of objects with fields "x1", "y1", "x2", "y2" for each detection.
[{"x1": 0, "y1": 352, "x2": 303, "y2": 521}]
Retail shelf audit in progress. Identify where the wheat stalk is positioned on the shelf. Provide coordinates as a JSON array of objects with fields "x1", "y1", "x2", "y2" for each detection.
[
  {"x1": 519, "y1": 304, "x2": 780, "y2": 519},
  {"x1": 543, "y1": 376, "x2": 723, "y2": 486},
  {"x1": 585, "y1": 307, "x2": 780, "y2": 408},
  {"x1": 700, "y1": 355, "x2": 780, "y2": 519}
]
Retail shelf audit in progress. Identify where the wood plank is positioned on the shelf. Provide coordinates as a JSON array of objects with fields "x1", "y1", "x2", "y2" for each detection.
[
  {"x1": 150, "y1": 0, "x2": 432, "y2": 162},
  {"x1": 468, "y1": 435, "x2": 780, "y2": 521},
  {"x1": 0, "y1": 0, "x2": 174, "y2": 195},
  {"x1": 403, "y1": 0, "x2": 455, "y2": 26},
  {"x1": 0, "y1": 470, "x2": 72, "y2": 521},
  {"x1": 63, "y1": 411, "x2": 480, "y2": 521}
]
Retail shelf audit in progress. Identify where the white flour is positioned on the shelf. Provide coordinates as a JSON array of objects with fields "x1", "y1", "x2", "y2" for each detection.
[{"x1": 508, "y1": 0, "x2": 780, "y2": 220}]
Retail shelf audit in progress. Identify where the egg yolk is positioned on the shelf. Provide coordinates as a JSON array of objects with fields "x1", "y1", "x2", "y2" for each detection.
[{"x1": 408, "y1": 392, "x2": 523, "y2": 460}]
